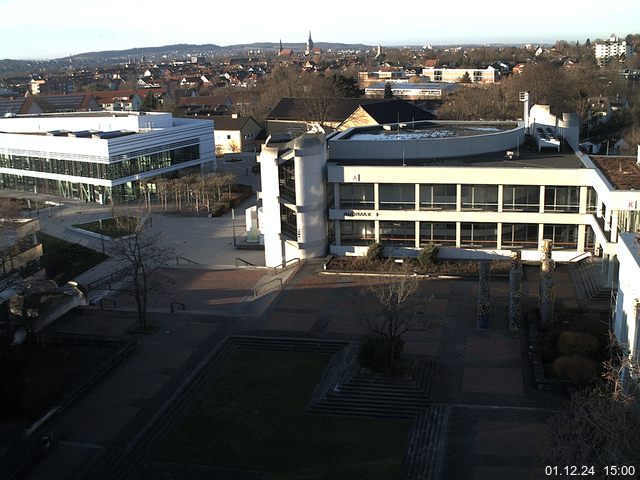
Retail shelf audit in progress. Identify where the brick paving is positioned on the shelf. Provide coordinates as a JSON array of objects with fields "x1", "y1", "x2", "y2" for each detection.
[{"x1": 20, "y1": 257, "x2": 585, "y2": 480}]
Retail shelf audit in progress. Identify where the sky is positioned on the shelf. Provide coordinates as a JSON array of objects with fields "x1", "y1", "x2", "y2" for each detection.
[{"x1": 1, "y1": 0, "x2": 639, "y2": 60}]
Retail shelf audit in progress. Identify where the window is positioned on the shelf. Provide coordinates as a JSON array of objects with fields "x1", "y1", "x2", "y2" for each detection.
[
  {"x1": 502, "y1": 224, "x2": 538, "y2": 249},
  {"x1": 461, "y1": 185, "x2": 498, "y2": 211},
  {"x1": 379, "y1": 221, "x2": 415, "y2": 246},
  {"x1": 544, "y1": 186, "x2": 580, "y2": 212},
  {"x1": 503, "y1": 185, "x2": 539, "y2": 212},
  {"x1": 339, "y1": 220, "x2": 375, "y2": 246},
  {"x1": 278, "y1": 160, "x2": 296, "y2": 201},
  {"x1": 420, "y1": 184, "x2": 456, "y2": 210},
  {"x1": 339, "y1": 183, "x2": 374, "y2": 209},
  {"x1": 543, "y1": 224, "x2": 578, "y2": 249},
  {"x1": 586, "y1": 187, "x2": 598, "y2": 213},
  {"x1": 280, "y1": 204, "x2": 297, "y2": 241},
  {"x1": 379, "y1": 184, "x2": 415, "y2": 210},
  {"x1": 420, "y1": 222, "x2": 456, "y2": 246},
  {"x1": 460, "y1": 223, "x2": 498, "y2": 248}
]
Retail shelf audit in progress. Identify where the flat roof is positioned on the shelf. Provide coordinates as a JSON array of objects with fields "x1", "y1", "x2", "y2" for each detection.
[
  {"x1": 591, "y1": 156, "x2": 640, "y2": 190},
  {"x1": 330, "y1": 140, "x2": 585, "y2": 169},
  {"x1": 339, "y1": 121, "x2": 518, "y2": 141}
]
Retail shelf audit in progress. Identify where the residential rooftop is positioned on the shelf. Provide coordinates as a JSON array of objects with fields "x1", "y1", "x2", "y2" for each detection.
[{"x1": 591, "y1": 156, "x2": 640, "y2": 190}]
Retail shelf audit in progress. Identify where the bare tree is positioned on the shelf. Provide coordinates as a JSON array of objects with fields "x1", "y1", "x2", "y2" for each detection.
[
  {"x1": 358, "y1": 266, "x2": 432, "y2": 371},
  {"x1": 107, "y1": 210, "x2": 173, "y2": 328},
  {"x1": 543, "y1": 333, "x2": 640, "y2": 473}
]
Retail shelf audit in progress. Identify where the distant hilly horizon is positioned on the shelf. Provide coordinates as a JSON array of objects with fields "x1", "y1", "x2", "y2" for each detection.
[{"x1": 62, "y1": 42, "x2": 377, "y2": 61}]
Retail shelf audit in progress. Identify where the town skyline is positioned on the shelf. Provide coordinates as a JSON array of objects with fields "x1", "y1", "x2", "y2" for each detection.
[{"x1": 1, "y1": 0, "x2": 639, "y2": 60}]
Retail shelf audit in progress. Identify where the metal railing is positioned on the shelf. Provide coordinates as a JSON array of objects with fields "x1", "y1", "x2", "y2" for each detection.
[
  {"x1": 273, "y1": 257, "x2": 301, "y2": 275},
  {"x1": 235, "y1": 257, "x2": 256, "y2": 267},
  {"x1": 175, "y1": 256, "x2": 199, "y2": 265},
  {"x1": 87, "y1": 267, "x2": 129, "y2": 291},
  {"x1": 253, "y1": 277, "x2": 283, "y2": 297}
]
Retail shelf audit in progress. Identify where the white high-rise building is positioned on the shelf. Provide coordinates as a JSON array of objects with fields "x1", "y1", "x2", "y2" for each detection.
[{"x1": 595, "y1": 34, "x2": 632, "y2": 63}]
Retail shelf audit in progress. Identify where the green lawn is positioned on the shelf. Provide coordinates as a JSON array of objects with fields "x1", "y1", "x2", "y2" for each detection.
[
  {"x1": 159, "y1": 350, "x2": 410, "y2": 480},
  {"x1": 72, "y1": 216, "x2": 137, "y2": 238},
  {"x1": 39, "y1": 232, "x2": 108, "y2": 284}
]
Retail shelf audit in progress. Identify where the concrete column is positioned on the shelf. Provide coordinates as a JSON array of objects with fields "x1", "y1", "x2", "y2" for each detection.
[
  {"x1": 334, "y1": 183, "x2": 340, "y2": 208},
  {"x1": 579, "y1": 186, "x2": 588, "y2": 214},
  {"x1": 607, "y1": 255, "x2": 618, "y2": 288},
  {"x1": 375, "y1": 220, "x2": 380, "y2": 243},
  {"x1": 577, "y1": 224, "x2": 586, "y2": 253},
  {"x1": 539, "y1": 185, "x2": 546, "y2": 213},
  {"x1": 374, "y1": 183, "x2": 379, "y2": 210},
  {"x1": 496, "y1": 223, "x2": 503, "y2": 250},
  {"x1": 335, "y1": 220, "x2": 341, "y2": 246},
  {"x1": 455, "y1": 221, "x2": 461, "y2": 248},
  {"x1": 415, "y1": 220, "x2": 420, "y2": 248},
  {"x1": 610, "y1": 210, "x2": 619, "y2": 243},
  {"x1": 415, "y1": 184, "x2": 420, "y2": 211},
  {"x1": 456, "y1": 184, "x2": 462, "y2": 211},
  {"x1": 497, "y1": 185, "x2": 504, "y2": 213}
]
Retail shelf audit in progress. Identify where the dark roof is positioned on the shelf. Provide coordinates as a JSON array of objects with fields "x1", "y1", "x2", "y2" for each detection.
[
  {"x1": 266, "y1": 97, "x2": 383, "y2": 122},
  {"x1": 213, "y1": 116, "x2": 260, "y2": 131},
  {"x1": 358, "y1": 99, "x2": 436, "y2": 123}
]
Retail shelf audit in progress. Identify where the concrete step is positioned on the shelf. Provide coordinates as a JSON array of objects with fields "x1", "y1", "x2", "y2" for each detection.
[{"x1": 402, "y1": 405, "x2": 451, "y2": 480}]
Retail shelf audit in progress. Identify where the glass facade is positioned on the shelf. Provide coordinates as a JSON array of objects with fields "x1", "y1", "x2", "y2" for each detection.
[
  {"x1": 0, "y1": 144, "x2": 200, "y2": 181},
  {"x1": 379, "y1": 221, "x2": 415, "y2": 246},
  {"x1": 544, "y1": 186, "x2": 580, "y2": 212},
  {"x1": 420, "y1": 184, "x2": 456, "y2": 210},
  {"x1": 543, "y1": 224, "x2": 578, "y2": 249},
  {"x1": 503, "y1": 185, "x2": 540, "y2": 212},
  {"x1": 460, "y1": 223, "x2": 498, "y2": 248},
  {"x1": 420, "y1": 222, "x2": 456, "y2": 246},
  {"x1": 339, "y1": 220, "x2": 375, "y2": 245},
  {"x1": 339, "y1": 184, "x2": 374, "y2": 209},
  {"x1": 379, "y1": 184, "x2": 415, "y2": 210},
  {"x1": 461, "y1": 185, "x2": 498, "y2": 211},
  {"x1": 502, "y1": 223, "x2": 539, "y2": 249}
]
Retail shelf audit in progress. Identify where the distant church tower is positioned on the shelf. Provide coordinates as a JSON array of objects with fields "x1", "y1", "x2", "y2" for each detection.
[{"x1": 305, "y1": 31, "x2": 314, "y2": 56}]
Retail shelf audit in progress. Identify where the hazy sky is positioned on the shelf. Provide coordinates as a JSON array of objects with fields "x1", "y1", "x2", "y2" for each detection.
[{"x1": 1, "y1": 0, "x2": 639, "y2": 60}]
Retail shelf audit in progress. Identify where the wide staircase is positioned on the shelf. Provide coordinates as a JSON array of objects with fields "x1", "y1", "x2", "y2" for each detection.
[
  {"x1": 401, "y1": 406, "x2": 451, "y2": 480},
  {"x1": 571, "y1": 257, "x2": 614, "y2": 306}
]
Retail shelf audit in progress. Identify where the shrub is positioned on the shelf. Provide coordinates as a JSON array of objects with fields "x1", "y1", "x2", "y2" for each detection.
[
  {"x1": 552, "y1": 356, "x2": 600, "y2": 386},
  {"x1": 557, "y1": 331, "x2": 601, "y2": 357},
  {"x1": 358, "y1": 334, "x2": 405, "y2": 374},
  {"x1": 418, "y1": 243, "x2": 439, "y2": 268},
  {"x1": 366, "y1": 242, "x2": 384, "y2": 262}
]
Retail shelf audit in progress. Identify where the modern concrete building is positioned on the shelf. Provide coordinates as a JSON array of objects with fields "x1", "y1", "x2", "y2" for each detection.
[
  {"x1": 421, "y1": 66, "x2": 499, "y2": 84},
  {"x1": 613, "y1": 232, "x2": 640, "y2": 358},
  {"x1": 257, "y1": 105, "x2": 640, "y2": 274},
  {"x1": 365, "y1": 82, "x2": 458, "y2": 100},
  {"x1": 0, "y1": 111, "x2": 215, "y2": 203}
]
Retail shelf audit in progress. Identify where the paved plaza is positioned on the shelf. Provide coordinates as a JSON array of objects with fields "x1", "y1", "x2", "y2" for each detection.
[{"x1": 2, "y1": 185, "x2": 584, "y2": 479}]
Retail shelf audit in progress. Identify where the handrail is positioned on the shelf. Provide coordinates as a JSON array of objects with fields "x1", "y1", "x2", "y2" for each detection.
[
  {"x1": 235, "y1": 257, "x2": 256, "y2": 267},
  {"x1": 176, "y1": 256, "x2": 199, "y2": 265},
  {"x1": 253, "y1": 277, "x2": 283, "y2": 297},
  {"x1": 170, "y1": 301, "x2": 186, "y2": 313},
  {"x1": 87, "y1": 267, "x2": 129, "y2": 291},
  {"x1": 273, "y1": 257, "x2": 301, "y2": 275}
]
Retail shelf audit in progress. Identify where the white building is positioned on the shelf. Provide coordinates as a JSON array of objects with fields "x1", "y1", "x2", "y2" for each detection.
[
  {"x1": 595, "y1": 34, "x2": 632, "y2": 64},
  {"x1": 421, "y1": 66, "x2": 498, "y2": 84},
  {"x1": 257, "y1": 106, "x2": 640, "y2": 274},
  {"x1": 365, "y1": 82, "x2": 458, "y2": 100},
  {"x1": 0, "y1": 111, "x2": 215, "y2": 203},
  {"x1": 613, "y1": 232, "x2": 640, "y2": 358}
]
